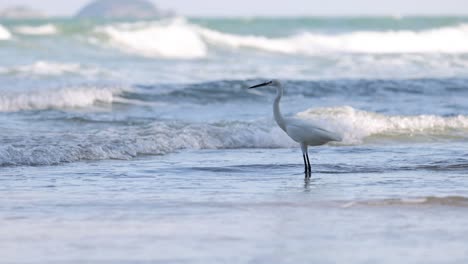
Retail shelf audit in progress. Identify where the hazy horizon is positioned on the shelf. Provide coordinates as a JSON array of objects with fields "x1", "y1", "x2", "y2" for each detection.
[{"x1": 0, "y1": 0, "x2": 467, "y2": 17}]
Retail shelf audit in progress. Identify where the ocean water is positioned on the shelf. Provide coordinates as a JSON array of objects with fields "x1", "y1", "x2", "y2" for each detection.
[{"x1": 1, "y1": 16, "x2": 468, "y2": 263}]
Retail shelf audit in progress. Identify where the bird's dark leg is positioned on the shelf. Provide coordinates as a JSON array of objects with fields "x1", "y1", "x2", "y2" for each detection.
[
  {"x1": 301, "y1": 143, "x2": 311, "y2": 177},
  {"x1": 303, "y1": 154, "x2": 308, "y2": 173},
  {"x1": 306, "y1": 152, "x2": 311, "y2": 175}
]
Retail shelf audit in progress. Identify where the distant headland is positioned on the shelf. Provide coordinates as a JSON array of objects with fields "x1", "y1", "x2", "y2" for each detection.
[{"x1": 76, "y1": 0, "x2": 173, "y2": 19}]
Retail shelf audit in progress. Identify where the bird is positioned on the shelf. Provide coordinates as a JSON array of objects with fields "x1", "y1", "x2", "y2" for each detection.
[{"x1": 249, "y1": 80, "x2": 342, "y2": 176}]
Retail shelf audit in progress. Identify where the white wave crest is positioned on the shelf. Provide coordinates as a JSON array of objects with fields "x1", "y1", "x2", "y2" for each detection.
[
  {"x1": 297, "y1": 106, "x2": 468, "y2": 144},
  {"x1": 95, "y1": 18, "x2": 207, "y2": 59},
  {"x1": 0, "y1": 121, "x2": 290, "y2": 166},
  {"x1": 0, "y1": 86, "x2": 125, "y2": 112},
  {"x1": 95, "y1": 19, "x2": 468, "y2": 58},
  {"x1": 200, "y1": 24, "x2": 468, "y2": 54},
  {"x1": 0, "y1": 24, "x2": 12, "y2": 40},
  {"x1": 0, "y1": 61, "x2": 107, "y2": 77},
  {"x1": 13, "y1": 24, "x2": 58, "y2": 35}
]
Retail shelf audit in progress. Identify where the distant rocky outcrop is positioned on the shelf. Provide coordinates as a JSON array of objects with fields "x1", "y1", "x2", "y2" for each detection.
[
  {"x1": 0, "y1": 6, "x2": 46, "y2": 19},
  {"x1": 76, "y1": 0, "x2": 170, "y2": 19}
]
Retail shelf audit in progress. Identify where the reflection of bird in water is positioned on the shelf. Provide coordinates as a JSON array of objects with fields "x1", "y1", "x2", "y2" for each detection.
[{"x1": 249, "y1": 80, "x2": 342, "y2": 176}]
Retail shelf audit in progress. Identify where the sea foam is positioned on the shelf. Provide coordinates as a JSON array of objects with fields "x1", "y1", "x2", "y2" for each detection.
[
  {"x1": 343, "y1": 196, "x2": 468, "y2": 208},
  {"x1": 0, "y1": 61, "x2": 106, "y2": 77},
  {"x1": 0, "y1": 24, "x2": 12, "y2": 40},
  {"x1": 14, "y1": 24, "x2": 58, "y2": 35},
  {"x1": 0, "y1": 86, "x2": 125, "y2": 112}
]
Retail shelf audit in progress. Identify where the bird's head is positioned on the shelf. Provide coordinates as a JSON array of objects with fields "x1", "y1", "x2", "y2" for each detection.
[{"x1": 249, "y1": 79, "x2": 281, "y2": 89}]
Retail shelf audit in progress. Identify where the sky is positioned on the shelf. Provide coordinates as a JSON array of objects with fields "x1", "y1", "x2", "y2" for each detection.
[{"x1": 0, "y1": 0, "x2": 467, "y2": 16}]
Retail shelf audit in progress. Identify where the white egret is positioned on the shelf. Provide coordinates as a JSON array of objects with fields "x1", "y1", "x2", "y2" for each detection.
[{"x1": 249, "y1": 80, "x2": 342, "y2": 175}]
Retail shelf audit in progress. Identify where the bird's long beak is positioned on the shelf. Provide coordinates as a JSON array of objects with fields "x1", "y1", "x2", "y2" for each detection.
[{"x1": 249, "y1": 81, "x2": 272, "y2": 89}]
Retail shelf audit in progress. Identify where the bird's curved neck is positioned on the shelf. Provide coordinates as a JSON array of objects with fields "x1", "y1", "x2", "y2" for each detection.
[{"x1": 273, "y1": 85, "x2": 286, "y2": 131}]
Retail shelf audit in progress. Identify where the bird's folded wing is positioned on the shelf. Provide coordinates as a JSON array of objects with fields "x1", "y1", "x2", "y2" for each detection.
[{"x1": 285, "y1": 119, "x2": 342, "y2": 145}]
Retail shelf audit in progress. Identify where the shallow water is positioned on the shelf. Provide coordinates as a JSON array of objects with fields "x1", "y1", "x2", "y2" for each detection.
[
  {"x1": 2, "y1": 147, "x2": 468, "y2": 263},
  {"x1": 1, "y1": 16, "x2": 468, "y2": 263}
]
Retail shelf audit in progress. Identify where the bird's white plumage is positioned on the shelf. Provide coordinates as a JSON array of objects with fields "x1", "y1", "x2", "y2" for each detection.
[{"x1": 284, "y1": 117, "x2": 342, "y2": 146}]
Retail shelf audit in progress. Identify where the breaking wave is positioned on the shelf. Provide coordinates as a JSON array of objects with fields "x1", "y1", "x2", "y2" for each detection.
[
  {"x1": 297, "y1": 106, "x2": 468, "y2": 144},
  {"x1": 94, "y1": 19, "x2": 468, "y2": 59},
  {"x1": 0, "y1": 24, "x2": 12, "y2": 40},
  {"x1": 13, "y1": 24, "x2": 58, "y2": 35},
  {"x1": 0, "y1": 86, "x2": 125, "y2": 112},
  {"x1": 1, "y1": 106, "x2": 468, "y2": 166},
  {"x1": 203, "y1": 23, "x2": 468, "y2": 54},
  {"x1": 0, "y1": 121, "x2": 290, "y2": 166},
  {"x1": 95, "y1": 18, "x2": 207, "y2": 59}
]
